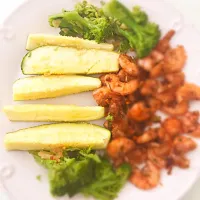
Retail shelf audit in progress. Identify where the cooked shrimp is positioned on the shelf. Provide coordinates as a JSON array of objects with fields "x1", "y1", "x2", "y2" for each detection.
[
  {"x1": 173, "y1": 136, "x2": 197, "y2": 154},
  {"x1": 125, "y1": 147, "x2": 148, "y2": 165},
  {"x1": 130, "y1": 161, "x2": 160, "y2": 190},
  {"x1": 181, "y1": 111, "x2": 199, "y2": 133},
  {"x1": 161, "y1": 101, "x2": 189, "y2": 116},
  {"x1": 162, "y1": 117, "x2": 182, "y2": 137},
  {"x1": 150, "y1": 61, "x2": 164, "y2": 78},
  {"x1": 155, "y1": 88, "x2": 177, "y2": 105},
  {"x1": 118, "y1": 54, "x2": 139, "y2": 76},
  {"x1": 158, "y1": 128, "x2": 172, "y2": 143},
  {"x1": 147, "y1": 148, "x2": 166, "y2": 169},
  {"x1": 146, "y1": 98, "x2": 162, "y2": 112},
  {"x1": 99, "y1": 74, "x2": 107, "y2": 86},
  {"x1": 136, "y1": 128, "x2": 158, "y2": 144},
  {"x1": 149, "y1": 142, "x2": 172, "y2": 157},
  {"x1": 111, "y1": 119, "x2": 134, "y2": 139},
  {"x1": 191, "y1": 125, "x2": 200, "y2": 138},
  {"x1": 163, "y1": 45, "x2": 187, "y2": 74},
  {"x1": 150, "y1": 50, "x2": 164, "y2": 63},
  {"x1": 138, "y1": 56, "x2": 154, "y2": 71},
  {"x1": 140, "y1": 79, "x2": 158, "y2": 96},
  {"x1": 125, "y1": 93, "x2": 137, "y2": 105},
  {"x1": 118, "y1": 69, "x2": 134, "y2": 82},
  {"x1": 168, "y1": 153, "x2": 190, "y2": 169},
  {"x1": 104, "y1": 74, "x2": 139, "y2": 96},
  {"x1": 108, "y1": 95, "x2": 125, "y2": 118},
  {"x1": 112, "y1": 80, "x2": 139, "y2": 96},
  {"x1": 138, "y1": 68, "x2": 150, "y2": 81},
  {"x1": 107, "y1": 137, "x2": 135, "y2": 159},
  {"x1": 176, "y1": 83, "x2": 200, "y2": 102},
  {"x1": 156, "y1": 30, "x2": 175, "y2": 53},
  {"x1": 93, "y1": 86, "x2": 114, "y2": 106},
  {"x1": 165, "y1": 72, "x2": 185, "y2": 87},
  {"x1": 128, "y1": 102, "x2": 152, "y2": 122}
]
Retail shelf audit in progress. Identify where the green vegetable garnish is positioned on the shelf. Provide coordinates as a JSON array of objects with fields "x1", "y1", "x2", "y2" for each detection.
[
  {"x1": 49, "y1": 0, "x2": 160, "y2": 57},
  {"x1": 49, "y1": 1, "x2": 115, "y2": 43},
  {"x1": 81, "y1": 159, "x2": 131, "y2": 200},
  {"x1": 103, "y1": 0, "x2": 161, "y2": 58},
  {"x1": 105, "y1": 114, "x2": 114, "y2": 121},
  {"x1": 30, "y1": 149, "x2": 131, "y2": 200}
]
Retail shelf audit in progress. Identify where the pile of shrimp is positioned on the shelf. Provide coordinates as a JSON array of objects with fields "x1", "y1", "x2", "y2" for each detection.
[{"x1": 93, "y1": 30, "x2": 200, "y2": 190}]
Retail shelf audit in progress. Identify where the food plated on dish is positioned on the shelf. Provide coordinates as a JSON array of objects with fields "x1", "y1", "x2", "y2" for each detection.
[{"x1": 2, "y1": 0, "x2": 200, "y2": 200}]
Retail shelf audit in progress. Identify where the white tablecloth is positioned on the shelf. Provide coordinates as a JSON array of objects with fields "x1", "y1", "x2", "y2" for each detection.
[{"x1": 0, "y1": 0, "x2": 200, "y2": 199}]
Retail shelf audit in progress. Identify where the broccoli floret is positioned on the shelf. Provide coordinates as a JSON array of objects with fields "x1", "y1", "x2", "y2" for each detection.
[
  {"x1": 49, "y1": 1, "x2": 115, "y2": 43},
  {"x1": 132, "y1": 6, "x2": 148, "y2": 25},
  {"x1": 103, "y1": 0, "x2": 161, "y2": 57}
]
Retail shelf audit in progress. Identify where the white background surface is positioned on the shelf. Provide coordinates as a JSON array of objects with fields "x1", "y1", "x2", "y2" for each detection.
[{"x1": 0, "y1": 0, "x2": 200, "y2": 199}]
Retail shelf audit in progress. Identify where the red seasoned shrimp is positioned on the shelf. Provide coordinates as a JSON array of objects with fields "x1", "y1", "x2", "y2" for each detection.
[
  {"x1": 111, "y1": 119, "x2": 134, "y2": 139},
  {"x1": 150, "y1": 50, "x2": 164, "y2": 64},
  {"x1": 158, "y1": 128, "x2": 172, "y2": 143},
  {"x1": 147, "y1": 148, "x2": 166, "y2": 169},
  {"x1": 176, "y1": 83, "x2": 200, "y2": 102},
  {"x1": 140, "y1": 79, "x2": 158, "y2": 96},
  {"x1": 156, "y1": 30, "x2": 175, "y2": 53},
  {"x1": 118, "y1": 54, "x2": 139, "y2": 76},
  {"x1": 107, "y1": 137, "x2": 135, "y2": 159},
  {"x1": 168, "y1": 153, "x2": 190, "y2": 169},
  {"x1": 162, "y1": 117, "x2": 182, "y2": 137},
  {"x1": 99, "y1": 74, "x2": 107, "y2": 86},
  {"x1": 136, "y1": 128, "x2": 158, "y2": 144},
  {"x1": 130, "y1": 161, "x2": 160, "y2": 190},
  {"x1": 104, "y1": 74, "x2": 139, "y2": 96},
  {"x1": 155, "y1": 88, "x2": 177, "y2": 105},
  {"x1": 165, "y1": 72, "x2": 185, "y2": 87},
  {"x1": 138, "y1": 56, "x2": 154, "y2": 71},
  {"x1": 149, "y1": 142, "x2": 172, "y2": 157},
  {"x1": 118, "y1": 69, "x2": 135, "y2": 82},
  {"x1": 93, "y1": 86, "x2": 115, "y2": 106},
  {"x1": 150, "y1": 61, "x2": 164, "y2": 78},
  {"x1": 146, "y1": 97, "x2": 162, "y2": 112},
  {"x1": 173, "y1": 136, "x2": 197, "y2": 154},
  {"x1": 161, "y1": 101, "x2": 189, "y2": 116},
  {"x1": 108, "y1": 95, "x2": 125, "y2": 118},
  {"x1": 163, "y1": 45, "x2": 187, "y2": 74},
  {"x1": 125, "y1": 147, "x2": 148, "y2": 165},
  {"x1": 181, "y1": 111, "x2": 199, "y2": 133},
  {"x1": 191, "y1": 125, "x2": 200, "y2": 138},
  {"x1": 128, "y1": 102, "x2": 152, "y2": 122}
]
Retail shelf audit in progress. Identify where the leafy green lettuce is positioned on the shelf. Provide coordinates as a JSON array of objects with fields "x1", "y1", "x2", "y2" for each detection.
[{"x1": 30, "y1": 149, "x2": 131, "y2": 200}]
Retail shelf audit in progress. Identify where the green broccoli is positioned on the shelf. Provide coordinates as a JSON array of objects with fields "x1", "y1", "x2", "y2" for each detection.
[
  {"x1": 103, "y1": 0, "x2": 161, "y2": 57},
  {"x1": 49, "y1": 1, "x2": 115, "y2": 43},
  {"x1": 132, "y1": 6, "x2": 148, "y2": 25}
]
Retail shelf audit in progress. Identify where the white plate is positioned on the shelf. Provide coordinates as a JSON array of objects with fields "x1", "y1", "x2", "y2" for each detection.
[{"x1": 1, "y1": 0, "x2": 200, "y2": 200}]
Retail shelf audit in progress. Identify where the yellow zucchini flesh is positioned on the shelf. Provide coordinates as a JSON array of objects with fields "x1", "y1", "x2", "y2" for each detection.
[
  {"x1": 13, "y1": 75, "x2": 101, "y2": 100},
  {"x1": 26, "y1": 34, "x2": 114, "y2": 51},
  {"x1": 4, "y1": 123, "x2": 111, "y2": 150},
  {"x1": 21, "y1": 46, "x2": 119, "y2": 75},
  {"x1": 3, "y1": 105, "x2": 105, "y2": 122}
]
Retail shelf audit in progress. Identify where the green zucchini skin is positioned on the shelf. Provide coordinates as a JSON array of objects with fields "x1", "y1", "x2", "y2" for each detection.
[
  {"x1": 4, "y1": 123, "x2": 111, "y2": 151},
  {"x1": 21, "y1": 46, "x2": 119, "y2": 75}
]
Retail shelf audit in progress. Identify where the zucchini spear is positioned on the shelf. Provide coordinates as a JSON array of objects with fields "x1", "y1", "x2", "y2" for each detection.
[
  {"x1": 13, "y1": 75, "x2": 101, "y2": 100},
  {"x1": 22, "y1": 46, "x2": 119, "y2": 75},
  {"x1": 4, "y1": 105, "x2": 105, "y2": 122},
  {"x1": 4, "y1": 123, "x2": 111, "y2": 150}
]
